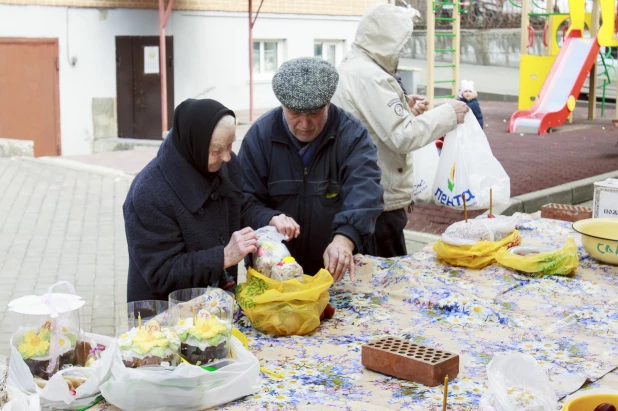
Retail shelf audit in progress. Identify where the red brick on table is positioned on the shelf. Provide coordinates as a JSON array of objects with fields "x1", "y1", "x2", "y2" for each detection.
[
  {"x1": 541, "y1": 203, "x2": 592, "y2": 222},
  {"x1": 361, "y1": 336, "x2": 459, "y2": 387}
]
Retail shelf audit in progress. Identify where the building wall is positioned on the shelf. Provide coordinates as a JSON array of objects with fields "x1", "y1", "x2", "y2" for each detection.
[
  {"x1": 173, "y1": 11, "x2": 361, "y2": 110},
  {"x1": 0, "y1": 4, "x2": 365, "y2": 155},
  {"x1": 0, "y1": 5, "x2": 162, "y2": 155},
  {"x1": 0, "y1": 0, "x2": 385, "y2": 16}
]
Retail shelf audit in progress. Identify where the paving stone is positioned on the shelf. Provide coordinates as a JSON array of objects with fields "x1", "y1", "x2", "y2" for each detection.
[{"x1": 0, "y1": 159, "x2": 130, "y2": 356}]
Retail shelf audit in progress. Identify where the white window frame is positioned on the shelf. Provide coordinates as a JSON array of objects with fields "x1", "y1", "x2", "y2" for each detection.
[
  {"x1": 314, "y1": 40, "x2": 345, "y2": 67},
  {"x1": 253, "y1": 39, "x2": 285, "y2": 80}
]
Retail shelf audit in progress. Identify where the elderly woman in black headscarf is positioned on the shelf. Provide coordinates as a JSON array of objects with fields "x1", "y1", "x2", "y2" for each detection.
[{"x1": 124, "y1": 99, "x2": 258, "y2": 302}]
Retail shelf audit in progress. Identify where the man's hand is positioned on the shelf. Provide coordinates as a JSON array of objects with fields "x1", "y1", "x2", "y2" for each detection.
[
  {"x1": 445, "y1": 100, "x2": 469, "y2": 124},
  {"x1": 269, "y1": 214, "x2": 300, "y2": 239},
  {"x1": 323, "y1": 235, "x2": 356, "y2": 282},
  {"x1": 224, "y1": 227, "x2": 258, "y2": 269},
  {"x1": 408, "y1": 95, "x2": 428, "y2": 116}
]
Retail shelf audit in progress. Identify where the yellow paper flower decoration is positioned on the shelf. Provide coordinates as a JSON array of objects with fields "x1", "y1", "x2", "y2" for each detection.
[{"x1": 18, "y1": 329, "x2": 50, "y2": 359}]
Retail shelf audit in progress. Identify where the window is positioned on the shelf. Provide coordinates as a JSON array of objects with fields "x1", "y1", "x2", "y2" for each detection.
[
  {"x1": 253, "y1": 41, "x2": 281, "y2": 75},
  {"x1": 314, "y1": 40, "x2": 344, "y2": 67}
]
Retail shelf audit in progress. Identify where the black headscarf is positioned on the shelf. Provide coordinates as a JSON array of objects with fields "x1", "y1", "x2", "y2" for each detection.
[{"x1": 169, "y1": 99, "x2": 241, "y2": 198}]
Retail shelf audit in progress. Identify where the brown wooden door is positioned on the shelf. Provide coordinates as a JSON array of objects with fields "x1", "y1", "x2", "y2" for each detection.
[
  {"x1": 0, "y1": 38, "x2": 60, "y2": 157},
  {"x1": 116, "y1": 36, "x2": 174, "y2": 139}
]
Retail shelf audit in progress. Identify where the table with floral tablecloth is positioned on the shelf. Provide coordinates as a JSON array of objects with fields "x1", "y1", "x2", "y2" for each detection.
[{"x1": 95, "y1": 214, "x2": 618, "y2": 411}]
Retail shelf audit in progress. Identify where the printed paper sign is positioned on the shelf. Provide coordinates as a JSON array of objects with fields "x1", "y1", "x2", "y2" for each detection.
[{"x1": 144, "y1": 46, "x2": 160, "y2": 74}]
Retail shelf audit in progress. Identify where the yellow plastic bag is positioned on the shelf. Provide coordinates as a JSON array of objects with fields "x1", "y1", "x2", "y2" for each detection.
[
  {"x1": 434, "y1": 230, "x2": 522, "y2": 269},
  {"x1": 495, "y1": 237, "x2": 579, "y2": 275},
  {"x1": 235, "y1": 267, "x2": 333, "y2": 336}
]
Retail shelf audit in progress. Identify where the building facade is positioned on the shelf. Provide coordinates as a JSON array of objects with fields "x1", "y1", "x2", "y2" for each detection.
[{"x1": 0, "y1": 0, "x2": 385, "y2": 156}]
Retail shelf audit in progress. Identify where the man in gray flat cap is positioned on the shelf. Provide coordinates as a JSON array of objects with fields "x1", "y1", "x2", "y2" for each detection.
[{"x1": 239, "y1": 57, "x2": 384, "y2": 282}]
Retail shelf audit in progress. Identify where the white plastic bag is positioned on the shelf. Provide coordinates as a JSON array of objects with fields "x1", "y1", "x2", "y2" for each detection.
[
  {"x1": 100, "y1": 335, "x2": 261, "y2": 411},
  {"x1": 479, "y1": 353, "x2": 558, "y2": 411},
  {"x1": 1, "y1": 386, "x2": 40, "y2": 411},
  {"x1": 7, "y1": 333, "x2": 112, "y2": 410},
  {"x1": 412, "y1": 142, "x2": 440, "y2": 203},
  {"x1": 432, "y1": 111, "x2": 510, "y2": 210}
]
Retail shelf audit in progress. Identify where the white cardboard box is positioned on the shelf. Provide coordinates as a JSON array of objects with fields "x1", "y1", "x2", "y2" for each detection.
[{"x1": 593, "y1": 178, "x2": 618, "y2": 218}]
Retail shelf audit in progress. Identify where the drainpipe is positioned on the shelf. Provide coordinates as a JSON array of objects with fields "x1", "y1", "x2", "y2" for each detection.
[
  {"x1": 249, "y1": 0, "x2": 265, "y2": 122},
  {"x1": 159, "y1": 0, "x2": 174, "y2": 136}
]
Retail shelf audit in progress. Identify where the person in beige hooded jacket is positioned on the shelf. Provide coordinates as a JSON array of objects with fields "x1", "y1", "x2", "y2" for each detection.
[{"x1": 332, "y1": 3, "x2": 469, "y2": 258}]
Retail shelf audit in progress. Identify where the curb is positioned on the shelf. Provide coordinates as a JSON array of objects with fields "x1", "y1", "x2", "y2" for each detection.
[
  {"x1": 403, "y1": 229, "x2": 440, "y2": 252},
  {"x1": 17, "y1": 157, "x2": 135, "y2": 181},
  {"x1": 493, "y1": 170, "x2": 618, "y2": 216}
]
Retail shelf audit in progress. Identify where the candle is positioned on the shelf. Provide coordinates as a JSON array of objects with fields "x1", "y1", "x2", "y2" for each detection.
[
  {"x1": 442, "y1": 375, "x2": 449, "y2": 411},
  {"x1": 138, "y1": 312, "x2": 142, "y2": 329},
  {"x1": 490, "y1": 188, "x2": 493, "y2": 217}
]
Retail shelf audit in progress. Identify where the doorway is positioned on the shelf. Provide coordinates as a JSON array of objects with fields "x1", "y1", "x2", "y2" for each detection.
[
  {"x1": 0, "y1": 38, "x2": 60, "y2": 157},
  {"x1": 116, "y1": 36, "x2": 174, "y2": 139}
]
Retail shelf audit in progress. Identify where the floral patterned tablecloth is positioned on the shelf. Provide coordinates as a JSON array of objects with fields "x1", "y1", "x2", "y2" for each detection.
[{"x1": 95, "y1": 214, "x2": 618, "y2": 411}]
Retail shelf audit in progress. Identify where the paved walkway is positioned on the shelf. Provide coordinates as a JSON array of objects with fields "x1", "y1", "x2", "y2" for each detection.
[{"x1": 0, "y1": 158, "x2": 131, "y2": 355}]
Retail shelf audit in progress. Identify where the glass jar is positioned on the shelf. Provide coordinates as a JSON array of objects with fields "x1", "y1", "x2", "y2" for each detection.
[
  {"x1": 169, "y1": 288, "x2": 234, "y2": 365},
  {"x1": 8, "y1": 282, "x2": 84, "y2": 380},
  {"x1": 116, "y1": 300, "x2": 180, "y2": 368}
]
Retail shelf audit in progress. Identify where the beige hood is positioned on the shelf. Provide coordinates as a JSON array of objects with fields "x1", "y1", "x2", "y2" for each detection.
[{"x1": 352, "y1": 4, "x2": 414, "y2": 75}]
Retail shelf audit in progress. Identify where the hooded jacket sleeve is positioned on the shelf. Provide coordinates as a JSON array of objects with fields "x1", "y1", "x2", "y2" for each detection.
[
  {"x1": 331, "y1": 122, "x2": 384, "y2": 251},
  {"x1": 124, "y1": 190, "x2": 225, "y2": 298},
  {"x1": 239, "y1": 126, "x2": 282, "y2": 229},
  {"x1": 357, "y1": 75, "x2": 458, "y2": 154},
  {"x1": 468, "y1": 99, "x2": 484, "y2": 128}
]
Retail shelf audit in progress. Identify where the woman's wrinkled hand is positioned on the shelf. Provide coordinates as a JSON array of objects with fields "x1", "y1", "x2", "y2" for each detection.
[{"x1": 224, "y1": 227, "x2": 258, "y2": 268}]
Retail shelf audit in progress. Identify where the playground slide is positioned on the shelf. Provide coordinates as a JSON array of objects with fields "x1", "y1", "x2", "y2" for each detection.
[{"x1": 509, "y1": 35, "x2": 601, "y2": 135}]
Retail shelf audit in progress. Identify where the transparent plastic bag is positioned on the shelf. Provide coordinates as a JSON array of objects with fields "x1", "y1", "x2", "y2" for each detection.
[
  {"x1": 100, "y1": 336, "x2": 261, "y2": 411},
  {"x1": 479, "y1": 353, "x2": 557, "y2": 411},
  {"x1": 441, "y1": 215, "x2": 521, "y2": 246},
  {"x1": 433, "y1": 111, "x2": 510, "y2": 210},
  {"x1": 252, "y1": 226, "x2": 303, "y2": 282}
]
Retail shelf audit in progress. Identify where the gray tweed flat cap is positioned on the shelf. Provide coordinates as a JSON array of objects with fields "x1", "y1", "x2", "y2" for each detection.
[{"x1": 272, "y1": 57, "x2": 339, "y2": 113}]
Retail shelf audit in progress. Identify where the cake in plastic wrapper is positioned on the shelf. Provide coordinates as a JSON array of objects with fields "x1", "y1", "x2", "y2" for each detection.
[
  {"x1": 8, "y1": 281, "x2": 84, "y2": 380},
  {"x1": 170, "y1": 287, "x2": 234, "y2": 365},
  {"x1": 441, "y1": 214, "x2": 521, "y2": 246},
  {"x1": 116, "y1": 300, "x2": 180, "y2": 368},
  {"x1": 271, "y1": 256, "x2": 304, "y2": 282},
  {"x1": 252, "y1": 226, "x2": 292, "y2": 278}
]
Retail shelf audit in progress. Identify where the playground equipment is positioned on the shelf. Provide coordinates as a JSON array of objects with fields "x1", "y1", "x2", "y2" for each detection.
[
  {"x1": 510, "y1": 0, "x2": 618, "y2": 134},
  {"x1": 426, "y1": 0, "x2": 468, "y2": 109}
]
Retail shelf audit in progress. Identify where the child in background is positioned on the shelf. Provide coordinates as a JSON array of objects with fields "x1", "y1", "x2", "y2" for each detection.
[{"x1": 458, "y1": 80, "x2": 484, "y2": 129}]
